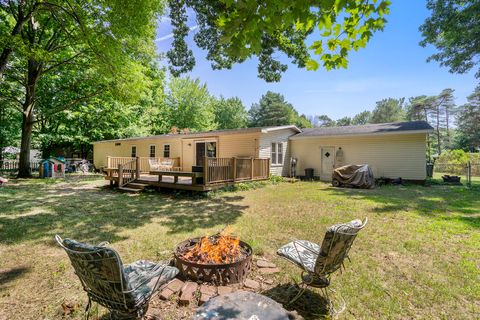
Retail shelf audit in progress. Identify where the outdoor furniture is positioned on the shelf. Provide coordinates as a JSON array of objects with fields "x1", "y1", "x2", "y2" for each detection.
[
  {"x1": 277, "y1": 218, "x2": 368, "y2": 315},
  {"x1": 149, "y1": 158, "x2": 177, "y2": 171},
  {"x1": 55, "y1": 235, "x2": 179, "y2": 319},
  {"x1": 193, "y1": 291, "x2": 291, "y2": 320}
]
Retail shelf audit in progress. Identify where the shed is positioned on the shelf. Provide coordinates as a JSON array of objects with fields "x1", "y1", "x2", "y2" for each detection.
[
  {"x1": 290, "y1": 121, "x2": 434, "y2": 182},
  {"x1": 39, "y1": 157, "x2": 66, "y2": 178}
]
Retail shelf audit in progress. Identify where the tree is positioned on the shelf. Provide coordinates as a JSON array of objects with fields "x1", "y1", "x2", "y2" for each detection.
[
  {"x1": 164, "y1": 77, "x2": 216, "y2": 132},
  {"x1": 168, "y1": 1, "x2": 391, "y2": 81},
  {"x1": 370, "y1": 98, "x2": 406, "y2": 123},
  {"x1": 248, "y1": 91, "x2": 294, "y2": 127},
  {"x1": 420, "y1": 0, "x2": 480, "y2": 78},
  {"x1": 0, "y1": 0, "x2": 162, "y2": 177},
  {"x1": 351, "y1": 110, "x2": 372, "y2": 125},
  {"x1": 455, "y1": 86, "x2": 480, "y2": 151},
  {"x1": 214, "y1": 96, "x2": 248, "y2": 129},
  {"x1": 294, "y1": 113, "x2": 313, "y2": 129},
  {"x1": 336, "y1": 116, "x2": 352, "y2": 126},
  {"x1": 0, "y1": 87, "x2": 21, "y2": 161},
  {"x1": 312, "y1": 115, "x2": 336, "y2": 127}
]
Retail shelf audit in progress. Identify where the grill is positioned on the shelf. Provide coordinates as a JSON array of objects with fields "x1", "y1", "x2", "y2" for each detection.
[{"x1": 174, "y1": 237, "x2": 252, "y2": 285}]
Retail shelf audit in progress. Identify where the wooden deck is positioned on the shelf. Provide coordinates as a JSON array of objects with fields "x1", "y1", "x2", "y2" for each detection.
[{"x1": 104, "y1": 156, "x2": 270, "y2": 192}]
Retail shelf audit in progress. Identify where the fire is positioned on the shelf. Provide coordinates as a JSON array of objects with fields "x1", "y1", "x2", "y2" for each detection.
[{"x1": 182, "y1": 228, "x2": 242, "y2": 264}]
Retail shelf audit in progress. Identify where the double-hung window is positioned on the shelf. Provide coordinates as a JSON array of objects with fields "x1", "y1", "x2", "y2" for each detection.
[
  {"x1": 163, "y1": 144, "x2": 170, "y2": 158},
  {"x1": 271, "y1": 143, "x2": 283, "y2": 165},
  {"x1": 149, "y1": 145, "x2": 156, "y2": 158},
  {"x1": 131, "y1": 145, "x2": 137, "y2": 158}
]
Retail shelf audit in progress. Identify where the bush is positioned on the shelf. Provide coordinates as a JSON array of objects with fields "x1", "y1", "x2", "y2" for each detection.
[{"x1": 436, "y1": 150, "x2": 469, "y2": 164}]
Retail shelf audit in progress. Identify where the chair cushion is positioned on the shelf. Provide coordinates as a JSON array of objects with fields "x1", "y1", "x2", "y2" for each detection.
[
  {"x1": 124, "y1": 260, "x2": 179, "y2": 305},
  {"x1": 277, "y1": 240, "x2": 320, "y2": 273}
]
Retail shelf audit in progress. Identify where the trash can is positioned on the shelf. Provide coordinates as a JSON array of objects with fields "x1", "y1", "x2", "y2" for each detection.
[
  {"x1": 304, "y1": 168, "x2": 314, "y2": 180},
  {"x1": 426, "y1": 163, "x2": 433, "y2": 178}
]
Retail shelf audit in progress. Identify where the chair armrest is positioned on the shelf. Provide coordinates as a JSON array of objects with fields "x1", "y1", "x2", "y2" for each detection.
[{"x1": 97, "y1": 241, "x2": 109, "y2": 247}]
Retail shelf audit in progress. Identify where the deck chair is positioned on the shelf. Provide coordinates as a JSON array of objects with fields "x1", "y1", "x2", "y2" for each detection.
[
  {"x1": 148, "y1": 159, "x2": 161, "y2": 171},
  {"x1": 277, "y1": 218, "x2": 367, "y2": 315},
  {"x1": 56, "y1": 235, "x2": 179, "y2": 319}
]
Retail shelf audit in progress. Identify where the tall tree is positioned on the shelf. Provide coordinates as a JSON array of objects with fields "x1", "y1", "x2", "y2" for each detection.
[
  {"x1": 351, "y1": 110, "x2": 372, "y2": 125},
  {"x1": 336, "y1": 116, "x2": 352, "y2": 126},
  {"x1": 0, "y1": 0, "x2": 162, "y2": 177},
  {"x1": 248, "y1": 91, "x2": 295, "y2": 127},
  {"x1": 420, "y1": 0, "x2": 480, "y2": 78},
  {"x1": 168, "y1": 1, "x2": 390, "y2": 81},
  {"x1": 312, "y1": 115, "x2": 336, "y2": 127},
  {"x1": 370, "y1": 98, "x2": 406, "y2": 123},
  {"x1": 214, "y1": 96, "x2": 248, "y2": 129},
  {"x1": 164, "y1": 77, "x2": 216, "y2": 132},
  {"x1": 455, "y1": 86, "x2": 480, "y2": 151}
]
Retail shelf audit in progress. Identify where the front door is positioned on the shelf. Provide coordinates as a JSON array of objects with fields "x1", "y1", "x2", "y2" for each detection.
[
  {"x1": 321, "y1": 147, "x2": 335, "y2": 180},
  {"x1": 196, "y1": 142, "x2": 206, "y2": 166}
]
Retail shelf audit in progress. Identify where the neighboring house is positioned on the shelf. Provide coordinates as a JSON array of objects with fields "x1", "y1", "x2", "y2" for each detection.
[
  {"x1": 93, "y1": 121, "x2": 433, "y2": 182},
  {"x1": 290, "y1": 121, "x2": 433, "y2": 181},
  {"x1": 93, "y1": 125, "x2": 301, "y2": 176}
]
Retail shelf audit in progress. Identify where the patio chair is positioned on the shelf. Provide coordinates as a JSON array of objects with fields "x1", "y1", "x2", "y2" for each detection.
[
  {"x1": 148, "y1": 159, "x2": 161, "y2": 171},
  {"x1": 55, "y1": 235, "x2": 179, "y2": 319},
  {"x1": 277, "y1": 218, "x2": 367, "y2": 315}
]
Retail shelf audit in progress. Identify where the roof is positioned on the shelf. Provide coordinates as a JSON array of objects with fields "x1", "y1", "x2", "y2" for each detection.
[
  {"x1": 93, "y1": 125, "x2": 301, "y2": 144},
  {"x1": 291, "y1": 121, "x2": 433, "y2": 139}
]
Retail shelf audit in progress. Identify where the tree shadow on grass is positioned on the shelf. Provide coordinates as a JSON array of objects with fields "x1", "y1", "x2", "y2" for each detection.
[
  {"x1": 0, "y1": 181, "x2": 248, "y2": 245},
  {"x1": 0, "y1": 266, "x2": 30, "y2": 291},
  {"x1": 320, "y1": 184, "x2": 480, "y2": 229},
  {"x1": 262, "y1": 283, "x2": 329, "y2": 319}
]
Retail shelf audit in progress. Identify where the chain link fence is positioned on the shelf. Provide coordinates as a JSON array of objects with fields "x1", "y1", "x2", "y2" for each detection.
[{"x1": 433, "y1": 161, "x2": 479, "y2": 187}]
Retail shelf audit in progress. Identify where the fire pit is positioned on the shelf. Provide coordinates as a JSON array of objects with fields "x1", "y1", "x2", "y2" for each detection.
[{"x1": 174, "y1": 232, "x2": 252, "y2": 285}]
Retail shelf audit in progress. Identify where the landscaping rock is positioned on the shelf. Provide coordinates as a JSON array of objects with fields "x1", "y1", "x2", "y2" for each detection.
[
  {"x1": 243, "y1": 279, "x2": 261, "y2": 290},
  {"x1": 257, "y1": 259, "x2": 277, "y2": 268},
  {"x1": 259, "y1": 267, "x2": 280, "y2": 274},
  {"x1": 217, "y1": 286, "x2": 234, "y2": 295},
  {"x1": 179, "y1": 281, "x2": 198, "y2": 305},
  {"x1": 167, "y1": 278, "x2": 184, "y2": 293},
  {"x1": 199, "y1": 285, "x2": 217, "y2": 296},
  {"x1": 263, "y1": 278, "x2": 274, "y2": 285}
]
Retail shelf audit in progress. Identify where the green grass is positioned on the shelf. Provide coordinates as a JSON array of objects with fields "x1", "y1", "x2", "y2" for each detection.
[{"x1": 0, "y1": 177, "x2": 479, "y2": 319}]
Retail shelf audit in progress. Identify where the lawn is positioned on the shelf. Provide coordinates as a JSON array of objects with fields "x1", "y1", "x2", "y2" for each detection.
[{"x1": 0, "y1": 176, "x2": 479, "y2": 319}]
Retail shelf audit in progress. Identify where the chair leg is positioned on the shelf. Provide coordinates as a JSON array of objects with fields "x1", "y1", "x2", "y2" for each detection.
[
  {"x1": 323, "y1": 287, "x2": 346, "y2": 317},
  {"x1": 288, "y1": 283, "x2": 307, "y2": 305}
]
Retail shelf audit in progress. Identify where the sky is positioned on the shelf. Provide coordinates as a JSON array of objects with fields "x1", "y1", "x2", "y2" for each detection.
[{"x1": 155, "y1": 1, "x2": 477, "y2": 120}]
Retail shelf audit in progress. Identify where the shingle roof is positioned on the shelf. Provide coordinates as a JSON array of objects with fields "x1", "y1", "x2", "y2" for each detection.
[
  {"x1": 94, "y1": 125, "x2": 300, "y2": 143},
  {"x1": 293, "y1": 121, "x2": 433, "y2": 138}
]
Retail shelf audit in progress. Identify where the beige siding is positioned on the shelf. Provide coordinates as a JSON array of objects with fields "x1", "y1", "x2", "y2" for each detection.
[
  {"x1": 259, "y1": 129, "x2": 298, "y2": 176},
  {"x1": 218, "y1": 133, "x2": 260, "y2": 158},
  {"x1": 93, "y1": 137, "x2": 182, "y2": 168},
  {"x1": 290, "y1": 133, "x2": 427, "y2": 180}
]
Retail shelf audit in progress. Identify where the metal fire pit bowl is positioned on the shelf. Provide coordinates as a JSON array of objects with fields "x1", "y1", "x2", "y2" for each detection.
[{"x1": 174, "y1": 237, "x2": 253, "y2": 285}]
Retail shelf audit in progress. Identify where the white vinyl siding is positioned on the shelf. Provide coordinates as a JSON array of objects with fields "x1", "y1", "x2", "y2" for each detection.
[
  {"x1": 290, "y1": 133, "x2": 428, "y2": 181},
  {"x1": 259, "y1": 128, "x2": 298, "y2": 176}
]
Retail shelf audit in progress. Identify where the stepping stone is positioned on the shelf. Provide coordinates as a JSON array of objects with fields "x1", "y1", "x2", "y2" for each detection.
[
  {"x1": 160, "y1": 278, "x2": 184, "y2": 300},
  {"x1": 179, "y1": 281, "x2": 199, "y2": 305},
  {"x1": 217, "y1": 286, "x2": 234, "y2": 295},
  {"x1": 257, "y1": 259, "x2": 277, "y2": 268},
  {"x1": 263, "y1": 278, "x2": 274, "y2": 285},
  {"x1": 259, "y1": 267, "x2": 280, "y2": 274},
  {"x1": 243, "y1": 279, "x2": 261, "y2": 290}
]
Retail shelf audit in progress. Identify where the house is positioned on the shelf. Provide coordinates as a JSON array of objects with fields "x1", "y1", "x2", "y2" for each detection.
[
  {"x1": 93, "y1": 121, "x2": 433, "y2": 188},
  {"x1": 290, "y1": 121, "x2": 433, "y2": 182},
  {"x1": 93, "y1": 125, "x2": 301, "y2": 176}
]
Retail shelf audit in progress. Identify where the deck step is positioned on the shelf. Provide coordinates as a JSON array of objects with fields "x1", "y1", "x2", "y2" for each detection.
[
  {"x1": 118, "y1": 186, "x2": 142, "y2": 193},
  {"x1": 126, "y1": 182, "x2": 148, "y2": 189}
]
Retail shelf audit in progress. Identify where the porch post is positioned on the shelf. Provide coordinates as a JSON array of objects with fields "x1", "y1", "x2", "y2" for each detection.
[
  {"x1": 107, "y1": 156, "x2": 111, "y2": 168},
  {"x1": 203, "y1": 156, "x2": 208, "y2": 185},
  {"x1": 232, "y1": 157, "x2": 237, "y2": 181},
  {"x1": 250, "y1": 157, "x2": 254, "y2": 180},
  {"x1": 135, "y1": 156, "x2": 140, "y2": 179},
  {"x1": 118, "y1": 164, "x2": 123, "y2": 186}
]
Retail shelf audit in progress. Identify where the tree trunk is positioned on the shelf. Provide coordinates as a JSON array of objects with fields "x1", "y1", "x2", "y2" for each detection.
[
  {"x1": 18, "y1": 109, "x2": 34, "y2": 177},
  {"x1": 18, "y1": 59, "x2": 41, "y2": 178}
]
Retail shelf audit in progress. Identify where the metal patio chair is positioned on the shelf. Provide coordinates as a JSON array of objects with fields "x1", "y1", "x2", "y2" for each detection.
[
  {"x1": 56, "y1": 235, "x2": 179, "y2": 319},
  {"x1": 277, "y1": 218, "x2": 368, "y2": 315}
]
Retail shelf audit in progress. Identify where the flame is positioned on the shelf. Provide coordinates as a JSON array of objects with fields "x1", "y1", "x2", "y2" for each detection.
[{"x1": 182, "y1": 227, "x2": 242, "y2": 264}]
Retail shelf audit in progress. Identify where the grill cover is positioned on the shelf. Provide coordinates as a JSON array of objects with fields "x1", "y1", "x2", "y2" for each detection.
[{"x1": 332, "y1": 164, "x2": 375, "y2": 189}]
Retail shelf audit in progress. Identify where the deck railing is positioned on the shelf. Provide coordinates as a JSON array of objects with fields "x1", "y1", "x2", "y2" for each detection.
[
  {"x1": 205, "y1": 157, "x2": 270, "y2": 184},
  {"x1": 118, "y1": 158, "x2": 137, "y2": 187},
  {"x1": 107, "y1": 156, "x2": 180, "y2": 172}
]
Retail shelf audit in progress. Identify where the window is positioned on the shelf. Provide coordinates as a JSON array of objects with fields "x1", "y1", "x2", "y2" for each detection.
[
  {"x1": 163, "y1": 144, "x2": 170, "y2": 158},
  {"x1": 271, "y1": 142, "x2": 283, "y2": 165},
  {"x1": 149, "y1": 145, "x2": 156, "y2": 158},
  {"x1": 131, "y1": 145, "x2": 137, "y2": 158}
]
